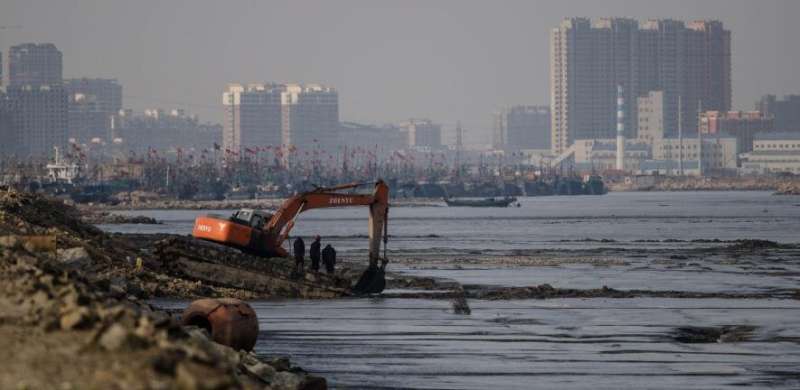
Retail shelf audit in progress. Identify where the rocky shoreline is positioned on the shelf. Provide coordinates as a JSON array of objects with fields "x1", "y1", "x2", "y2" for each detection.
[
  {"x1": 0, "y1": 188, "x2": 332, "y2": 389},
  {"x1": 609, "y1": 175, "x2": 800, "y2": 193},
  {"x1": 775, "y1": 181, "x2": 800, "y2": 195}
]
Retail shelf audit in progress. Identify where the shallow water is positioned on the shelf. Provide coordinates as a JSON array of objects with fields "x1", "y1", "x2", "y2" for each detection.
[
  {"x1": 155, "y1": 297, "x2": 800, "y2": 389},
  {"x1": 104, "y1": 191, "x2": 800, "y2": 253},
  {"x1": 118, "y1": 191, "x2": 800, "y2": 389}
]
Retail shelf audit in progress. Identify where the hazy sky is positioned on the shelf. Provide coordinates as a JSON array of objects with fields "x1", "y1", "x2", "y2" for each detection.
[{"x1": 2, "y1": 0, "x2": 798, "y2": 145}]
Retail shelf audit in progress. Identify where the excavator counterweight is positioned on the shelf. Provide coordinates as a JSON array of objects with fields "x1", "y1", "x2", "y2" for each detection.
[{"x1": 192, "y1": 180, "x2": 390, "y2": 294}]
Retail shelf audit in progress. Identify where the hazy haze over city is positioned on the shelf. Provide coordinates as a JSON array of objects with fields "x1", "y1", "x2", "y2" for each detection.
[{"x1": 2, "y1": 0, "x2": 798, "y2": 145}]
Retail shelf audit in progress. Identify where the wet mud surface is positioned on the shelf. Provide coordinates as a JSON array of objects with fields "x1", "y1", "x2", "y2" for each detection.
[
  {"x1": 155, "y1": 298, "x2": 800, "y2": 390},
  {"x1": 116, "y1": 192, "x2": 800, "y2": 389}
]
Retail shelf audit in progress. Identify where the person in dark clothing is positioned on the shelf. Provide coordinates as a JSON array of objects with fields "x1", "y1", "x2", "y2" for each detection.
[
  {"x1": 322, "y1": 244, "x2": 336, "y2": 274},
  {"x1": 293, "y1": 237, "x2": 305, "y2": 274},
  {"x1": 309, "y1": 235, "x2": 321, "y2": 272}
]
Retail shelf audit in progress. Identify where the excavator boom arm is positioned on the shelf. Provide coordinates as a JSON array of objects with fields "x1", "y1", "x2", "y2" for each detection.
[{"x1": 267, "y1": 181, "x2": 390, "y2": 264}]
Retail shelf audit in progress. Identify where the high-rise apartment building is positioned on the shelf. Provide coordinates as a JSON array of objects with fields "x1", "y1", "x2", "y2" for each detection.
[
  {"x1": 280, "y1": 83, "x2": 339, "y2": 153},
  {"x1": 67, "y1": 93, "x2": 113, "y2": 143},
  {"x1": 550, "y1": 18, "x2": 639, "y2": 154},
  {"x1": 550, "y1": 18, "x2": 731, "y2": 154},
  {"x1": 8, "y1": 43, "x2": 63, "y2": 87},
  {"x1": 756, "y1": 95, "x2": 800, "y2": 132},
  {"x1": 686, "y1": 21, "x2": 732, "y2": 116},
  {"x1": 0, "y1": 92, "x2": 16, "y2": 155},
  {"x1": 64, "y1": 78, "x2": 123, "y2": 113},
  {"x1": 492, "y1": 110, "x2": 506, "y2": 149},
  {"x1": 400, "y1": 119, "x2": 442, "y2": 148},
  {"x1": 222, "y1": 83, "x2": 338, "y2": 158},
  {"x1": 64, "y1": 78, "x2": 123, "y2": 142},
  {"x1": 6, "y1": 84, "x2": 69, "y2": 157},
  {"x1": 222, "y1": 83, "x2": 283, "y2": 155},
  {"x1": 638, "y1": 19, "x2": 685, "y2": 138},
  {"x1": 494, "y1": 106, "x2": 551, "y2": 150}
]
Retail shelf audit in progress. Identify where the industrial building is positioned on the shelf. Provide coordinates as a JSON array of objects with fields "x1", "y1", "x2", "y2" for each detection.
[
  {"x1": 740, "y1": 132, "x2": 800, "y2": 174},
  {"x1": 649, "y1": 136, "x2": 739, "y2": 175},
  {"x1": 550, "y1": 18, "x2": 732, "y2": 154},
  {"x1": 699, "y1": 111, "x2": 774, "y2": 154},
  {"x1": 571, "y1": 138, "x2": 651, "y2": 172}
]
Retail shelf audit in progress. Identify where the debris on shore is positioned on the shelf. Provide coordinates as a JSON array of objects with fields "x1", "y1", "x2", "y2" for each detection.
[
  {"x1": 775, "y1": 182, "x2": 800, "y2": 196},
  {"x1": 0, "y1": 229, "x2": 326, "y2": 389}
]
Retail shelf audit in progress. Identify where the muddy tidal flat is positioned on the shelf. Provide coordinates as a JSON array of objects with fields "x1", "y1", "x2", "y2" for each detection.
[{"x1": 102, "y1": 191, "x2": 800, "y2": 389}]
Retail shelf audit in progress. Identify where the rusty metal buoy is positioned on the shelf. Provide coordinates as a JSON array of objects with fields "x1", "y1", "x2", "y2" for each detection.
[{"x1": 181, "y1": 298, "x2": 259, "y2": 351}]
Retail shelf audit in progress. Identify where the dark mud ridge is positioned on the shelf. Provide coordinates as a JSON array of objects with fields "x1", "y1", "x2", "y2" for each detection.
[
  {"x1": 462, "y1": 284, "x2": 799, "y2": 300},
  {"x1": 385, "y1": 275, "x2": 799, "y2": 301}
]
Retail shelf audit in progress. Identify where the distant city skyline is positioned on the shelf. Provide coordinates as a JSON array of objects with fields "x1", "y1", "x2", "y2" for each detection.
[{"x1": 2, "y1": 0, "x2": 799, "y2": 146}]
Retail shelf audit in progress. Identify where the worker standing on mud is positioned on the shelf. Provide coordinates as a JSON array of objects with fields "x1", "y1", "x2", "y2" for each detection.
[
  {"x1": 310, "y1": 235, "x2": 321, "y2": 272},
  {"x1": 322, "y1": 244, "x2": 336, "y2": 274},
  {"x1": 293, "y1": 237, "x2": 305, "y2": 274}
]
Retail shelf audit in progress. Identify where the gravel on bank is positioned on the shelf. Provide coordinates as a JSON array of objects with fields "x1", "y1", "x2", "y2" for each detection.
[{"x1": 0, "y1": 188, "x2": 329, "y2": 389}]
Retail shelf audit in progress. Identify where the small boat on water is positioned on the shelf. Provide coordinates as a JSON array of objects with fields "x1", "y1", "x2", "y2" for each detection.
[{"x1": 444, "y1": 196, "x2": 518, "y2": 207}]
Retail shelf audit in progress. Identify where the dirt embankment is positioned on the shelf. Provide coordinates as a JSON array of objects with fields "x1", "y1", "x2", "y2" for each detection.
[
  {"x1": 0, "y1": 206, "x2": 327, "y2": 389},
  {"x1": 80, "y1": 210, "x2": 161, "y2": 225},
  {"x1": 0, "y1": 189, "x2": 352, "y2": 301}
]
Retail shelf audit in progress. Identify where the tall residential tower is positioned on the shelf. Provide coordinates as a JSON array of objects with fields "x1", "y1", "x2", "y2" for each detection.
[
  {"x1": 550, "y1": 18, "x2": 732, "y2": 154},
  {"x1": 222, "y1": 83, "x2": 339, "y2": 158},
  {"x1": 8, "y1": 43, "x2": 63, "y2": 87}
]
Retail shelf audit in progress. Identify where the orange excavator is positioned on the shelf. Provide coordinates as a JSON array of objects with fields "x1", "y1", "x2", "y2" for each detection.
[{"x1": 191, "y1": 180, "x2": 390, "y2": 294}]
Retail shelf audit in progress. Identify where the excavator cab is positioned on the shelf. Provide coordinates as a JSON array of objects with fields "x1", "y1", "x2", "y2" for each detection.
[{"x1": 230, "y1": 209, "x2": 273, "y2": 231}]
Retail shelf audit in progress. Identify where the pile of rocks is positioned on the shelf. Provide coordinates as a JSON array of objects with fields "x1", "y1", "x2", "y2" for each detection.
[
  {"x1": 775, "y1": 181, "x2": 800, "y2": 195},
  {"x1": 0, "y1": 236, "x2": 326, "y2": 389}
]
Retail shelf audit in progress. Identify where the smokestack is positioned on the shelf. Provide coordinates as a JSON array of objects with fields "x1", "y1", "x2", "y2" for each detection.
[{"x1": 616, "y1": 85, "x2": 625, "y2": 171}]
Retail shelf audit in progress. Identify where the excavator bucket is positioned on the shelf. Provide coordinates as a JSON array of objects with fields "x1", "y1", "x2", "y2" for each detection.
[{"x1": 352, "y1": 264, "x2": 386, "y2": 295}]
